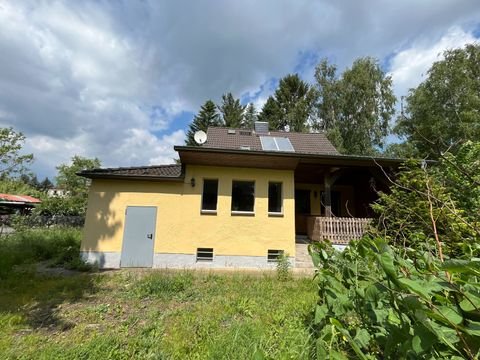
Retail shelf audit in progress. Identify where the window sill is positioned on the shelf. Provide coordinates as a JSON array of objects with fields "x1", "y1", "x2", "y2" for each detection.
[
  {"x1": 268, "y1": 212, "x2": 284, "y2": 217},
  {"x1": 231, "y1": 211, "x2": 255, "y2": 216},
  {"x1": 200, "y1": 209, "x2": 217, "y2": 215}
]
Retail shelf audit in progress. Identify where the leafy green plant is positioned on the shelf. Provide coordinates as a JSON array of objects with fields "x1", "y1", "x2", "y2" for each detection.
[
  {"x1": 309, "y1": 238, "x2": 480, "y2": 359},
  {"x1": 276, "y1": 252, "x2": 292, "y2": 281},
  {"x1": 372, "y1": 142, "x2": 480, "y2": 257}
]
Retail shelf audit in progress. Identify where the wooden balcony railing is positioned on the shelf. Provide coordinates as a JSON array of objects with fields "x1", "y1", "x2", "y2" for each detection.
[{"x1": 307, "y1": 216, "x2": 373, "y2": 244}]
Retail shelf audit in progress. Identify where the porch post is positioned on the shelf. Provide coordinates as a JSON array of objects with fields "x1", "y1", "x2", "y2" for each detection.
[{"x1": 324, "y1": 172, "x2": 332, "y2": 217}]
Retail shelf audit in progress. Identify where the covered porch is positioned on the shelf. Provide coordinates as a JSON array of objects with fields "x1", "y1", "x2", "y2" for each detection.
[{"x1": 294, "y1": 163, "x2": 388, "y2": 245}]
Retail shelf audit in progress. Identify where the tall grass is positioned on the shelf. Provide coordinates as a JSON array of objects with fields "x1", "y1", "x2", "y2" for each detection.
[
  {"x1": 0, "y1": 227, "x2": 86, "y2": 278},
  {"x1": 1, "y1": 270, "x2": 317, "y2": 359}
]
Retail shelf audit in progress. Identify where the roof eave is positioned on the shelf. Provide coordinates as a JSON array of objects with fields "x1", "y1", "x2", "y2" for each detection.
[
  {"x1": 174, "y1": 145, "x2": 408, "y2": 165},
  {"x1": 77, "y1": 172, "x2": 185, "y2": 182}
]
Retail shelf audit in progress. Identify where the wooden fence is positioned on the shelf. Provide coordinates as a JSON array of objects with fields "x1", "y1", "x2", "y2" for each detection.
[{"x1": 307, "y1": 216, "x2": 373, "y2": 244}]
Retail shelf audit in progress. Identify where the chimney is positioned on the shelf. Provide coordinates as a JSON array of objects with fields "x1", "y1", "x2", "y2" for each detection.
[{"x1": 254, "y1": 121, "x2": 269, "y2": 134}]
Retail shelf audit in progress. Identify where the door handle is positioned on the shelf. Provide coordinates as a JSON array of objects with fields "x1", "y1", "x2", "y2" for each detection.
[{"x1": 147, "y1": 234, "x2": 153, "y2": 239}]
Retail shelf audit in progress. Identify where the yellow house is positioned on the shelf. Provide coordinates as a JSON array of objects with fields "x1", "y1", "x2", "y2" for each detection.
[{"x1": 79, "y1": 123, "x2": 402, "y2": 269}]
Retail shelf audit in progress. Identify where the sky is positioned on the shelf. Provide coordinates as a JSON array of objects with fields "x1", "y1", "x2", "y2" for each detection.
[{"x1": 0, "y1": 0, "x2": 479, "y2": 180}]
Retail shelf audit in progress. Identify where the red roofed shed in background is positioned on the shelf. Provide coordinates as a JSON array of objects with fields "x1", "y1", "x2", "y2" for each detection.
[{"x1": 0, "y1": 193, "x2": 42, "y2": 215}]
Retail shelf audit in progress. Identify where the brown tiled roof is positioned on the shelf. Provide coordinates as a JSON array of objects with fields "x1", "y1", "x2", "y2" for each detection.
[
  {"x1": 204, "y1": 127, "x2": 339, "y2": 155},
  {"x1": 78, "y1": 164, "x2": 183, "y2": 180}
]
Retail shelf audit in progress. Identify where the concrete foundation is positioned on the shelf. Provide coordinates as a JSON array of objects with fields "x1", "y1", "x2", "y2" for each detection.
[
  {"x1": 80, "y1": 251, "x2": 295, "y2": 269},
  {"x1": 80, "y1": 251, "x2": 121, "y2": 268}
]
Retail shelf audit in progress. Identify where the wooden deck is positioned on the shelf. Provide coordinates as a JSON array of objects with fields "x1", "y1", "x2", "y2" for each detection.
[{"x1": 306, "y1": 216, "x2": 373, "y2": 244}]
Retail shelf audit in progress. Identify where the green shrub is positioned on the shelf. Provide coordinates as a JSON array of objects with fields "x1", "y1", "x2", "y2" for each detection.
[
  {"x1": 372, "y1": 142, "x2": 480, "y2": 257},
  {"x1": 310, "y1": 237, "x2": 480, "y2": 359}
]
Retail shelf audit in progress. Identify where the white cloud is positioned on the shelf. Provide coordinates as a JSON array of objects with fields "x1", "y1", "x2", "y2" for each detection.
[
  {"x1": 0, "y1": 0, "x2": 479, "y2": 178},
  {"x1": 388, "y1": 26, "x2": 478, "y2": 98}
]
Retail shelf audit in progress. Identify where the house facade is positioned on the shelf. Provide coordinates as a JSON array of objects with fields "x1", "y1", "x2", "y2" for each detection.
[{"x1": 79, "y1": 123, "x2": 402, "y2": 269}]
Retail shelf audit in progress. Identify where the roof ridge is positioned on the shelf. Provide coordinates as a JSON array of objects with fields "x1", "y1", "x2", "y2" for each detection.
[{"x1": 207, "y1": 126, "x2": 327, "y2": 134}]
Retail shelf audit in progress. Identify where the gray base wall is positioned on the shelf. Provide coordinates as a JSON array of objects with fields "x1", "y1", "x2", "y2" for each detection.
[
  {"x1": 81, "y1": 251, "x2": 121, "y2": 268},
  {"x1": 80, "y1": 251, "x2": 295, "y2": 269}
]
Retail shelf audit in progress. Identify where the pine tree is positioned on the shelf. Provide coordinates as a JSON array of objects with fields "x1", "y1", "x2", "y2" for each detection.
[
  {"x1": 40, "y1": 177, "x2": 54, "y2": 191},
  {"x1": 258, "y1": 74, "x2": 316, "y2": 132},
  {"x1": 243, "y1": 103, "x2": 257, "y2": 129},
  {"x1": 185, "y1": 100, "x2": 221, "y2": 146},
  {"x1": 257, "y1": 97, "x2": 279, "y2": 130},
  {"x1": 218, "y1": 93, "x2": 245, "y2": 128}
]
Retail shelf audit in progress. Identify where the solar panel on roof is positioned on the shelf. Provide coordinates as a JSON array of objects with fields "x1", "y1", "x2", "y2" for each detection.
[
  {"x1": 275, "y1": 137, "x2": 295, "y2": 152},
  {"x1": 259, "y1": 136, "x2": 295, "y2": 152},
  {"x1": 260, "y1": 136, "x2": 277, "y2": 151}
]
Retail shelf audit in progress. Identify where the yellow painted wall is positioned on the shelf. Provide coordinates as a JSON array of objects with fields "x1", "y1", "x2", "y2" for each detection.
[{"x1": 82, "y1": 165, "x2": 296, "y2": 257}]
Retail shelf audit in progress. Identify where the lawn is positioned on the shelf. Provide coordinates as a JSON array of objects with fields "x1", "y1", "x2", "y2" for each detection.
[{"x1": 0, "y1": 229, "x2": 317, "y2": 359}]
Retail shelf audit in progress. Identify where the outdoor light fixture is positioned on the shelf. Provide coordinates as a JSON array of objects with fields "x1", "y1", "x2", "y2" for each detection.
[{"x1": 190, "y1": 177, "x2": 196, "y2": 187}]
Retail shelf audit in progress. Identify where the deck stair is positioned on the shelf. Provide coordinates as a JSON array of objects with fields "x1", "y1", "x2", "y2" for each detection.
[{"x1": 295, "y1": 241, "x2": 314, "y2": 269}]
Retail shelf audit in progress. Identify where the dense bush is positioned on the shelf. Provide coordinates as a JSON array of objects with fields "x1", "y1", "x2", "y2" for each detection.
[
  {"x1": 33, "y1": 196, "x2": 87, "y2": 216},
  {"x1": 0, "y1": 228, "x2": 89, "y2": 278},
  {"x1": 310, "y1": 238, "x2": 480, "y2": 359},
  {"x1": 372, "y1": 142, "x2": 480, "y2": 257},
  {"x1": 310, "y1": 142, "x2": 480, "y2": 358}
]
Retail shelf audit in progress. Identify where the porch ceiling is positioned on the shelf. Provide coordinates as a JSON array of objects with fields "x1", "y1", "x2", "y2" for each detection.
[{"x1": 294, "y1": 164, "x2": 329, "y2": 183}]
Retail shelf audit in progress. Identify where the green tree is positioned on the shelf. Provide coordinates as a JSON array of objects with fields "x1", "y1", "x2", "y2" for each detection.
[
  {"x1": 185, "y1": 100, "x2": 221, "y2": 146},
  {"x1": 39, "y1": 177, "x2": 54, "y2": 191},
  {"x1": 258, "y1": 74, "x2": 317, "y2": 132},
  {"x1": 395, "y1": 44, "x2": 480, "y2": 159},
  {"x1": 0, "y1": 127, "x2": 33, "y2": 178},
  {"x1": 243, "y1": 103, "x2": 257, "y2": 129},
  {"x1": 315, "y1": 57, "x2": 396, "y2": 155},
  {"x1": 218, "y1": 93, "x2": 245, "y2": 128},
  {"x1": 372, "y1": 141, "x2": 480, "y2": 256},
  {"x1": 34, "y1": 196, "x2": 85, "y2": 216},
  {"x1": 56, "y1": 155, "x2": 100, "y2": 200},
  {"x1": 257, "y1": 97, "x2": 278, "y2": 127},
  {"x1": 19, "y1": 174, "x2": 41, "y2": 190},
  {"x1": 383, "y1": 141, "x2": 418, "y2": 158},
  {"x1": 0, "y1": 178, "x2": 42, "y2": 198}
]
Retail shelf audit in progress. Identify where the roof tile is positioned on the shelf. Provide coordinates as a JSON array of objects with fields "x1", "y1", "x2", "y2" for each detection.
[
  {"x1": 204, "y1": 127, "x2": 339, "y2": 155},
  {"x1": 80, "y1": 164, "x2": 183, "y2": 178}
]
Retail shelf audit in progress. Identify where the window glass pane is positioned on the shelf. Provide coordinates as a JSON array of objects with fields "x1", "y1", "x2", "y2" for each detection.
[
  {"x1": 202, "y1": 179, "x2": 218, "y2": 210},
  {"x1": 231, "y1": 181, "x2": 255, "y2": 212},
  {"x1": 268, "y1": 182, "x2": 282, "y2": 213},
  {"x1": 295, "y1": 189, "x2": 311, "y2": 214}
]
